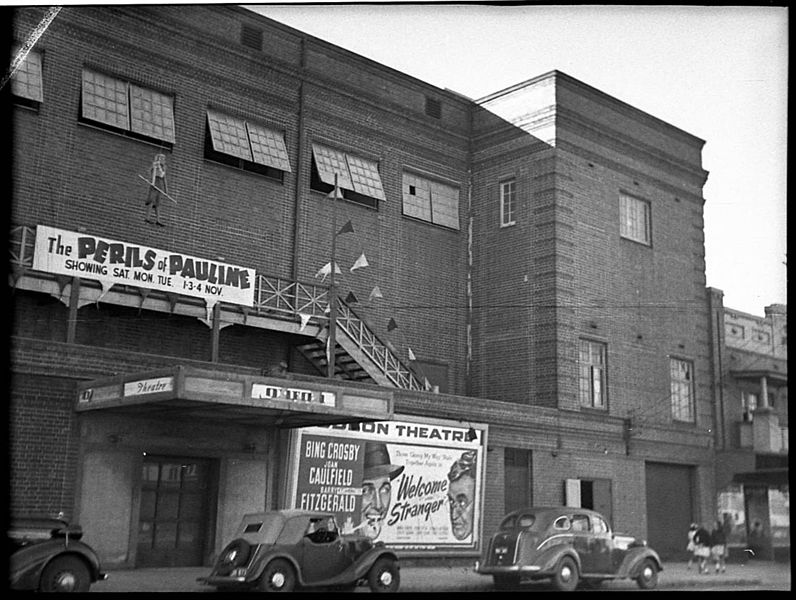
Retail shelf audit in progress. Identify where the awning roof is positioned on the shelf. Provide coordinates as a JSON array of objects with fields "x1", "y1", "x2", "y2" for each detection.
[
  {"x1": 75, "y1": 365, "x2": 393, "y2": 429},
  {"x1": 732, "y1": 468, "x2": 789, "y2": 486}
]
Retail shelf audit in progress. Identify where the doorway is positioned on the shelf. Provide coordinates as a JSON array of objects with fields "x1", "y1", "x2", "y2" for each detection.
[{"x1": 136, "y1": 456, "x2": 212, "y2": 567}]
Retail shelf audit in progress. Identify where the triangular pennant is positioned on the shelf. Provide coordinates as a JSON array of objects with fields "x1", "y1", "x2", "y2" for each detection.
[
  {"x1": 387, "y1": 318, "x2": 398, "y2": 332},
  {"x1": 408, "y1": 347, "x2": 416, "y2": 361},
  {"x1": 344, "y1": 291, "x2": 359, "y2": 304},
  {"x1": 298, "y1": 312, "x2": 311, "y2": 332},
  {"x1": 55, "y1": 274, "x2": 71, "y2": 298},
  {"x1": 239, "y1": 305, "x2": 250, "y2": 325},
  {"x1": 368, "y1": 286, "x2": 383, "y2": 301},
  {"x1": 424, "y1": 378, "x2": 432, "y2": 391},
  {"x1": 315, "y1": 262, "x2": 342, "y2": 282},
  {"x1": 326, "y1": 187, "x2": 344, "y2": 200},
  {"x1": 337, "y1": 220, "x2": 354, "y2": 236},
  {"x1": 165, "y1": 292, "x2": 179, "y2": 314},
  {"x1": 350, "y1": 252, "x2": 369, "y2": 272}
]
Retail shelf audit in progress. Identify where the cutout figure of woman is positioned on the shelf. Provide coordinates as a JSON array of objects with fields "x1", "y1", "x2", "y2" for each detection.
[{"x1": 145, "y1": 154, "x2": 168, "y2": 226}]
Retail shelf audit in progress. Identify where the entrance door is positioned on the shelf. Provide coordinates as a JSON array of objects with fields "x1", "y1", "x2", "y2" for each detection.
[
  {"x1": 645, "y1": 462, "x2": 694, "y2": 561},
  {"x1": 137, "y1": 456, "x2": 211, "y2": 567}
]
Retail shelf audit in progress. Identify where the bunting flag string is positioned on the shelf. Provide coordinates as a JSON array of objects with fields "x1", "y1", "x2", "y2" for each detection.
[
  {"x1": 344, "y1": 291, "x2": 359, "y2": 304},
  {"x1": 387, "y1": 317, "x2": 398, "y2": 332},
  {"x1": 337, "y1": 220, "x2": 354, "y2": 236},
  {"x1": 408, "y1": 347, "x2": 416, "y2": 361},
  {"x1": 298, "y1": 312, "x2": 312, "y2": 332}
]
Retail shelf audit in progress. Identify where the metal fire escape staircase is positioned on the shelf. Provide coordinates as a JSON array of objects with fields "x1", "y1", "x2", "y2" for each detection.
[{"x1": 9, "y1": 225, "x2": 426, "y2": 391}]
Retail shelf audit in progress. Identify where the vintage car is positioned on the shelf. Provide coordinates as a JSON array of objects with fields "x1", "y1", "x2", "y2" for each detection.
[
  {"x1": 8, "y1": 516, "x2": 108, "y2": 592},
  {"x1": 475, "y1": 506, "x2": 663, "y2": 591},
  {"x1": 199, "y1": 509, "x2": 400, "y2": 592}
]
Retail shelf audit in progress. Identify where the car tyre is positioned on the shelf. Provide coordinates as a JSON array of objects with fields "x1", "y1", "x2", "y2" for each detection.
[
  {"x1": 39, "y1": 555, "x2": 91, "y2": 592},
  {"x1": 215, "y1": 538, "x2": 251, "y2": 576},
  {"x1": 259, "y1": 559, "x2": 296, "y2": 593},
  {"x1": 552, "y1": 556, "x2": 579, "y2": 592},
  {"x1": 635, "y1": 558, "x2": 659, "y2": 589},
  {"x1": 493, "y1": 574, "x2": 520, "y2": 590},
  {"x1": 368, "y1": 557, "x2": 400, "y2": 593}
]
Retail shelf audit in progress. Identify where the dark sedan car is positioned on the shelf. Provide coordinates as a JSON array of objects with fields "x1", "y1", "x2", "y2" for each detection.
[
  {"x1": 8, "y1": 516, "x2": 107, "y2": 592},
  {"x1": 475, "y1": 506, "x2": 662, "y2": 591},
  {"x1": 199, "y1": 509, "x2": 400, "y2": 592}
]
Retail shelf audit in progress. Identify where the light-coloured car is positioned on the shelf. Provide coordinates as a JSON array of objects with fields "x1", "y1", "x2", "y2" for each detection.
[
  {"x1": 475, "y1": 506, "x2": 663, "y2": 591},
  {"x1": 199, "y1": 509, "x2": 400, "y2": 592}
]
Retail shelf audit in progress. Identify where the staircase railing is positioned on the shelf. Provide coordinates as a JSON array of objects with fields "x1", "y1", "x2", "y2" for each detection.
[{"x1": 9, "y1": 224, "x2": 426, "y2": 390}]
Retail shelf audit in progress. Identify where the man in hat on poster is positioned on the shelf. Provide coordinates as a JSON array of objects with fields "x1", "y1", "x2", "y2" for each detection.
[{"x1": 360, "y1": 441, "x2": 404, "y2": 539}]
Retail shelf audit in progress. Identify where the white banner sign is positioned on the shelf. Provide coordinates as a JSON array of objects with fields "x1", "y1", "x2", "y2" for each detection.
[{"x1": 33, "y1": 225, "x2": 255, "y2": 308}]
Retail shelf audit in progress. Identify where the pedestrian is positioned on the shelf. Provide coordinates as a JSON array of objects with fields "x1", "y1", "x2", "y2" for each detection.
[
  {"x1": 692, "y1": 523, "x2": 712, "y2": 574},
  {"x1": 686, "y1": 523, "x2": 699, "y2": 570},
  {"x1": 710, "y1": 520, "x2": 727, "y2": 573}
]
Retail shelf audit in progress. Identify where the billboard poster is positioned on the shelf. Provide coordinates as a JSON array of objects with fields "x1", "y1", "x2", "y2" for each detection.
[
  {"x1": 289, "y1": 418, "x2": 486, "y2": 553},
  {"x1": 32, "y1": 224, "x2": 255, "y2": 309}
]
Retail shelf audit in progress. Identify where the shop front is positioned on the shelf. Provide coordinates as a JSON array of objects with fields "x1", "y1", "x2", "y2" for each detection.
[{"x1": 73, "y1": 366, "x2": 394, "y2": 569}]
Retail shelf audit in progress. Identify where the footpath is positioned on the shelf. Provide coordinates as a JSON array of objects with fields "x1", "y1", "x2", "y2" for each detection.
[{"x1": 90, "y1": 559, "x2": 790, "y2": 592}]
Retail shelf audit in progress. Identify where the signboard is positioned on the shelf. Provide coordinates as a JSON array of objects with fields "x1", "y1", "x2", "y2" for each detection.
[
  {"x1": 251, "y1": 384, "x2": 336, "y2": 407},
  {"x1": 33, "y1": 225, "x2": 255, "y2": 309},
  {"x1": 289, "y1": 418, "x2": 486, "y2": 553}
]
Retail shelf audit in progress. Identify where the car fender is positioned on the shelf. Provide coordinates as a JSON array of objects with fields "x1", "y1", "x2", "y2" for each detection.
[
  {"x1": 9, "y1": 542, "x2": 102, "y2": 591},
  {"x1": 533, "y1": 542, "x2": 582, "y2": 575},
  {"x1": 615, "y1": 547, "x2": 663, "y2": 578},
  {"x1": 246, "y1": 547, "x2": 302, "y2": 584},
  {"x1": 349, "y1": 546, "x2": 399, "y2": 580}
]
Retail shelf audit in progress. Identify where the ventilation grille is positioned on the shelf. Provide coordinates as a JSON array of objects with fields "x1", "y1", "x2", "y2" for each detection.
[
  {"x1": 241, "y1": 24, "x2": 263, "y2": 51},
  {"x1": 425, "y1": 97, "x2": 442, "y2": 119}
]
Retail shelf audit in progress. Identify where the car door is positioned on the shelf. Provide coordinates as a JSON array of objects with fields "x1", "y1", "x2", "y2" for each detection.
[
  {"x1": 588, "y1": 515, "x2": 613, "y2": 573},
  {"x1": 570, "y1": 513, "x2": 597, "y2": 573},
  {"x1": 299, "y1": 518, "x2": 353, "y2": 584}
]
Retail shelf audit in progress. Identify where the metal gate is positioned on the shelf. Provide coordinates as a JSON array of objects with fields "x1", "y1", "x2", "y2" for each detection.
[{"x1": 645, "y1": 462, "x2": 694, "y2": 561}]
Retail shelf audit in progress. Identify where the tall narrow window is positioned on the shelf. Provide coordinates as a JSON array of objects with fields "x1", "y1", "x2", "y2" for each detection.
[
  {"x1": 81, "y1": 69, "x2": 175, "y2": 145},
  {"x1": 10, "y1": 46, "x2": 43, "y2": 106},
  {"x1": 620, "y1": 193, "x2": 651, "y2": 245},
  {"x1": 500, "y1": 179, "x2": 516, "y2": 227},
  {"x1": 670, "y1": 357, "x2": 695, "y2": 422},
  {"x1": 402, "y1": 172, "x2": 460, "y2": 230},
  {"x1": 579, "y1": 339, "x2": 607, "y2": 409}
]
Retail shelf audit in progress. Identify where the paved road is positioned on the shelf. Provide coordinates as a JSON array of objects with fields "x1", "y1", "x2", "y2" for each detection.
[{"x1": 90, "y1": 560, "x2": 790, "y2": 592}]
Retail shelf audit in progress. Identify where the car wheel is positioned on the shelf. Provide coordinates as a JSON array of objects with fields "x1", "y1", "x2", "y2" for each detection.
[
  {"x1": 39, "y1": 555, "x2": 91, "y2": 592},
  {"x1": 493, "y1": 574, "x2": 520, "y2": 590},
  {"x1": 215, "y1": 538, "x2": 252, "y2": 576},
  {"x1": 367, "y1": 557, "x2": 400, "y2": 593},
  {"x1": 635, "y1": 558, "x2": 659, "y2": 589},
  {"x1": 552, "y1": 556, "x2": 579, "y2": 592},
  {"x1": 259, "y1": 558, "x2": 296, "y2": 592}
]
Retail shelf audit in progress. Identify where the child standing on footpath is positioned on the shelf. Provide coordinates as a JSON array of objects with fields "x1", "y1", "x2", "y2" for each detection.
[
  {"x1": 693, "y1": 523, "x2": 712, "y2": 574},
  {"x1": 686, "y1": 523, "x2": 699, "y2": 570},
  {"x1": 710, "y1": 520, "x2": 727, "y2": 573}
]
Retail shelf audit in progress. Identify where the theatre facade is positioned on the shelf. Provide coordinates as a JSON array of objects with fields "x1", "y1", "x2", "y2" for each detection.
[{"x1": 9, "y1": 4, "x2": 718, "y2": 567}]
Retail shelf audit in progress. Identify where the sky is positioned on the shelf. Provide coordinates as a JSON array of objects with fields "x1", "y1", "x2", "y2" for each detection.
[{"x1": 244, "y1": 2, "x2": 788, "y2": 317}]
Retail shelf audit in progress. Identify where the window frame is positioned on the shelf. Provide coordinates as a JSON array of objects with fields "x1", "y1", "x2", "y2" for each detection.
[
  {"x1": 9, "y1": 45, "x2": 44, "y2": 107},
  {"x1": 401, "y1": 171, "x2": 460, "y2": 231},
  {"x1": 670, "y1": 356, "x2": 695, "y2": 422},
  {"x1": 310, "y1": 143, "x2": 385, "y2": 209},
  {"x1": 619, "y1": 192, "x2": 651, "y2": 245},
  {"x1": 579, "y1": 338, "x2": 607, "y2": 410},
  {"x1": 204, "y1": 109, "x2": 291, "y2": 182},
  {"x1": 500, "y1": 178, "x2": 516, "y2": 227},
  {"x1": 79, "y1": 69, "x2": 176, "y2": 147}
]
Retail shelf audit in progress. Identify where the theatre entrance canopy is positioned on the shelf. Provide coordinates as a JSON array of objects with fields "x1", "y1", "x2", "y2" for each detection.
[{"x1": 75, "y1": 366, "x2": 393, "y2": 428}]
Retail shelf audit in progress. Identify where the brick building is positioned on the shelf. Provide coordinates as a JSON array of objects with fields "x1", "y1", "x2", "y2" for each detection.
[
  {"x1": 707, "y1": 293, "x2": 789, "y2": 561},
  {"x1": 9, "y1": 5, "x2": 717, "y2": 568}
]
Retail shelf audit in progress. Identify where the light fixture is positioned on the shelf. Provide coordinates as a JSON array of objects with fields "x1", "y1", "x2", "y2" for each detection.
[{"x1": 465, "y1": 427, "x2": 477, "y2": 442}]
